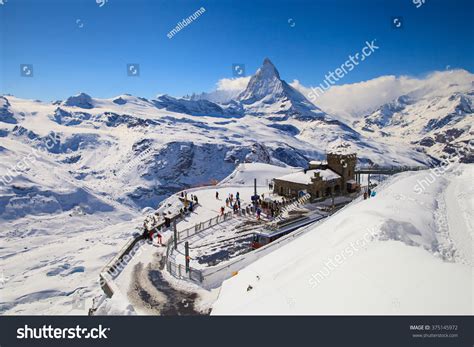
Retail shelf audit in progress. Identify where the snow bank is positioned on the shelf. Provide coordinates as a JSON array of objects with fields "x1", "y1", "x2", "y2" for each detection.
[{"x1": 212, "y1": 165, "x2": 473, "y2": 315}]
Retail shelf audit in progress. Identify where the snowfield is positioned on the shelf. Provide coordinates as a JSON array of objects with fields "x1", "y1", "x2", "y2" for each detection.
[{"x1": 212, "y1": 164, "x2": 473, "y2": 315}]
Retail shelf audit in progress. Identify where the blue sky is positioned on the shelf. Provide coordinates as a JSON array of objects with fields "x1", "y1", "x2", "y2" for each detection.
[{"x1": 1, "y1": 0, "x2": 473, "y2": 101}]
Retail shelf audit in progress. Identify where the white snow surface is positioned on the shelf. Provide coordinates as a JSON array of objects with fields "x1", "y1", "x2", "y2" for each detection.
[
  {"x1": 276, "y1": 168, "x2": 340, "y2": 185},
  {"x1": 212, "y1": 164, "x2": 473, "y2": 315}
]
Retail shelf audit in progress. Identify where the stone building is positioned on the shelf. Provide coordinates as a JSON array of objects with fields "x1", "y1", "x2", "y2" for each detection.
[{"x1": 273, "y1": 152, "x2": 358, "y2": 199}]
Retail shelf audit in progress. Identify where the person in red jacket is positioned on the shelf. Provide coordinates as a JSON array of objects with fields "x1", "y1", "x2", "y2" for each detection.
[{"x1": 156, "y1": 232, "x2": 162, "y2": 245}]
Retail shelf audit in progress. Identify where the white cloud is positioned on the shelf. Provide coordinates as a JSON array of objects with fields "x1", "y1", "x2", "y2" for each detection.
[
  {"x1": 291, "y1": 69, "x2": 474, "y2": 124},
  {"x1": 216, "y1": 77, "x2": 251, "y2": 91}
]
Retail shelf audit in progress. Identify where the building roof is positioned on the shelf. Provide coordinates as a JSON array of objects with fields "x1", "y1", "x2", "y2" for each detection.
[
  {"x1": 309, "y1": 160, "x2": 327, "y2": 166},
  {"x1": 275, "y1": 168, "x2": 340, "y2": 185}
]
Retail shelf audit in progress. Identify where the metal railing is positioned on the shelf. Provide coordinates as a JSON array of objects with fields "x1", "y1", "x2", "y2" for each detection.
[
  {"x1": 355, "y1": 165, "x2": 428, "y2": 174},
  {"x1": 165, "y1": 211, "x2": 238, "y2": 284},
  {"x1": 177, "y1": 211, "x2": 234, "y2": 241}
]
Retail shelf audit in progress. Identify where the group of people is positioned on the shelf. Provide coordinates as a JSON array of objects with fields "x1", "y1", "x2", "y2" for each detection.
[
  {"x1": 215, "y1": 190, "x2": 275, "y2": 220},
  {"x1": 142, "y1": 212, "x2": 170, "y2": 245},
  {"x1": 180, "y1": 191, "x2": 199, "y2": 213}
]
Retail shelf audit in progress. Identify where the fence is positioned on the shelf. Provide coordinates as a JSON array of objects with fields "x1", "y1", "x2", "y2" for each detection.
[
  {"x1": 166, "y1": 258, "x2": 204, "y2": 283},
  {"x1": 177, "y1": 211, "x2": 234, "y2": 241},
  {"x1": 165, "y1": 211, "x2": 238, "y2": 284}
]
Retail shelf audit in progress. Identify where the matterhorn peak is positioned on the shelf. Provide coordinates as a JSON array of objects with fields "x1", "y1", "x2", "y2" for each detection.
[
  {"x1": 260, "y1": 58, "x2": 281, "y2": 79},
  {"x1": 238, "y1": 58, "x2": 285, "y2": 103},
  {"x1": 236, "y1": 58, "x2": 323, "y2": 121}
]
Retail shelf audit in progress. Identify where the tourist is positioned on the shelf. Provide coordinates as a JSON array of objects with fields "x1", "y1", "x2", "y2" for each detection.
[
  {"x1": 156, "y1": 232, "x2": 162, "y2": 245},
  {"x1": 148, "y1": 228, "x2": 154, "y2": 241},
  {"x1": 220, "y1": 206, "x2": 225, "y2": 215},
  {"x1": 194, "y1": 195, "x2": 198, "y2": 204},
  {"x1": 225, "y1": 198, "x2": 229, "y2": 207},
  {"x1": 215, "y1": 191, "x2": 219, "y2": 199}
]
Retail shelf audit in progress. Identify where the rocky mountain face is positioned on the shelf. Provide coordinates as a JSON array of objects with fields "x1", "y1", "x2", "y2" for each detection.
[
  {"x1": 237, "y1": 58, "x2": 327, "y2": 121},
  {"x1": 355, "y1": 87, "x2": 474, "y2": 163}
]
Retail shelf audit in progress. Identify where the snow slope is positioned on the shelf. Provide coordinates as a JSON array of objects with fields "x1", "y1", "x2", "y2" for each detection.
[{"x1": 212, "y1": 164, "x2": 473, "y2": 315}]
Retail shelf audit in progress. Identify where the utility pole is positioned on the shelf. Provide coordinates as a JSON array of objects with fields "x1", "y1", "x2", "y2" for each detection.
[
  {"x1": 173, "y1": 219, "x2": 177, "y2": 250},
  {"x1": 367, "y1": 173, "x2": 371, "y2": 198},
  {"x1": 253, "y1": 178, "x2": 258, "y2": 208},
  {"x1": 185, "y1": 241, "x2": 190, "y2": 273}
]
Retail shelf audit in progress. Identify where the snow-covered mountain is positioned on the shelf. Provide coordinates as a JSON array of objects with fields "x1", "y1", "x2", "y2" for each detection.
[
  {"x1": 0, "y1": 59, "x2": 432, "y2": 212},
  {"x1": 354, "y1": 85, "x2": 473, "y2": 163},
  {"x1": 237, "y1": 58, "x2": 326, "y2": 120},
  {"x1": 1, "y1": 59, "x2": 472, "y2": 315},
  {"x1": 290, "y1": 69, "x2": 474, "y2": 163}
]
